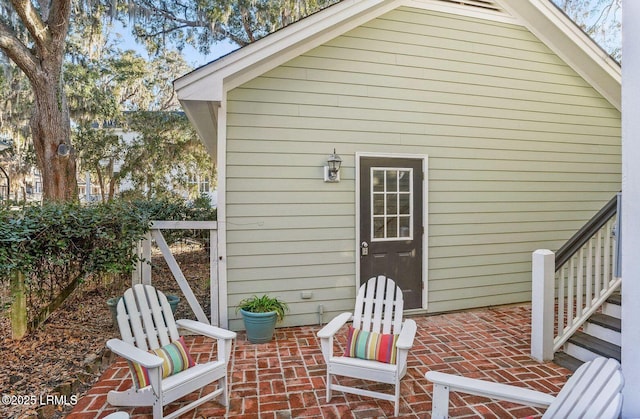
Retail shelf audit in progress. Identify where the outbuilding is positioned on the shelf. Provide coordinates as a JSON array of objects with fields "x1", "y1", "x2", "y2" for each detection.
[{"x1": 175, "y1": 0, "x2": 621, "y2": 330}]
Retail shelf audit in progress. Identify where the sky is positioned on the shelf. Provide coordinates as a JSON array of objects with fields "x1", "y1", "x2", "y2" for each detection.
[
  {"x1": 111, "y1": 20, "x2": 238, "y2": 70},
  {"x1": 172, "y1": 38, "x2": 238, "y2": 69}
]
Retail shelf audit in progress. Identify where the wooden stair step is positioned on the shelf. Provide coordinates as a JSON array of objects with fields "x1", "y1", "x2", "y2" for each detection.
[
  {"x1": 607, "y1": 292, "x2": 621, "y2": 306},
  {"x1": 568, "y1": 331, "x2": 621, "y2": 361},
  {"x1": 553, "y1": 352, "x2": 583, "y2": 372},
  {"x1": 588, "y1": 313, "x2": 621, "y2": 332}
]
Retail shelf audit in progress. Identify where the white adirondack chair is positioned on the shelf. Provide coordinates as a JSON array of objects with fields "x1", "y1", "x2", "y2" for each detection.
[
  {"x1": 426, "y1": 357, "x2": 623, "y2": 419},
  {"x1": 106, "y1": 284, "x2": 236, "y2": 419},
  {"x1": 317, "y1": 275, "x2": 417, "y2": 416}
]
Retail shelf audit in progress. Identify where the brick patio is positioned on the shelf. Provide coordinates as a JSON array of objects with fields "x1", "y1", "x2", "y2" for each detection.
[{"x1": 67, "y1": 304, "x2": 571, "y2": 419}]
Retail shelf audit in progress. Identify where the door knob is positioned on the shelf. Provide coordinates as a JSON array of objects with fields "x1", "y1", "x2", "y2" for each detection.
[{"x1": 361, "y1": 241, "x2": 369, "y2": 256}]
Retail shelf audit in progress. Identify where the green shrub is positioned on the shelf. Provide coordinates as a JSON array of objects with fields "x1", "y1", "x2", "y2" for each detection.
[
  {"x1": 0, "y1": 200, "x2": 149, "y2": 279},
  {"x1": 0, "y1": 197, "x2": 217, "y2": 331}
]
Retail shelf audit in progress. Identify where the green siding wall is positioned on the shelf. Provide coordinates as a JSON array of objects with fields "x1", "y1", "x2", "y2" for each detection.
[{"x1": 224, "y1": 7, "x2": 621, "y2": 329}]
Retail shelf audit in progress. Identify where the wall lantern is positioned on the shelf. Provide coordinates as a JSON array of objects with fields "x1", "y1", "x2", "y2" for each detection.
[{"x1": 324, "y1": 148, "x2": 342, "y2": 182}]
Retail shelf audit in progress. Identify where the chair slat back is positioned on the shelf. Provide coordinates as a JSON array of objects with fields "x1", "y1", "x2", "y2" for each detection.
[
  {"x1": 353, "y1": 275, "x2": 403, "y2": 335},
  {"x1": 543, "y1": 357, "x2": 623, "y2": 419},
  {"x1": 116, "y1": 284, "x2": 181, "y2": 351}
]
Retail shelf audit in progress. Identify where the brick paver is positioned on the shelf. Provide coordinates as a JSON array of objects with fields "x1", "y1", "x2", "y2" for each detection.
[{"x1": 67, "y1": 304, "x2": 571, "y2": 418}]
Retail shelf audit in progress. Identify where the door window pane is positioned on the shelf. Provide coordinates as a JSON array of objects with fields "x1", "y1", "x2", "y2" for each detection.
[
  {"x1": 399, "y1": 171, "x2": 410, "y2": 192},
  {"x1": 373, "y1": 195, "x2": 385, "y2": 216},
  {"x1": 373, "y1": 170, "x2": 385, "y2": 192},
  {"x1": 386, "y1": 218, "x2": 398, "y2": 238},
  {"x1": 387, "y1": 193, "x2": 398, "y2": 215},
  {"x1": 399, "y1": 194, "x2": 410, "y2": 215},
  {"x1": 399, "y1": 216, "x2": 410, "y2": 237},
  {"x1": 374, "y1": 219, "x2": 385, "y2": 239},
  {"x1": 371, "y1": 167, "x2": 413, "y2": 241},
  {"x1": 386, "y1": 171, "x2": 397, "y2": 192}
]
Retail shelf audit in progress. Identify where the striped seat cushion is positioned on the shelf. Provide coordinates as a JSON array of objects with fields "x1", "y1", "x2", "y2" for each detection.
[
  {"x1": 127, "y1": 336, "x2": 196, "y2": 389},
  {"x1": 344, "y1": 326, "x2": 399, "y2": 364}
]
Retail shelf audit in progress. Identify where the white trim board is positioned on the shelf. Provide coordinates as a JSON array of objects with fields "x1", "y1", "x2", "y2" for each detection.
[{"x1": 216, "y1": 94, "x2": 229, "y2": 328}]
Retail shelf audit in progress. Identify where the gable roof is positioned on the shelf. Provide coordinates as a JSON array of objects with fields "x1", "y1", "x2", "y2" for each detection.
[{"x1": 174, "y1": 0, "x2": 621, "y2": 155}]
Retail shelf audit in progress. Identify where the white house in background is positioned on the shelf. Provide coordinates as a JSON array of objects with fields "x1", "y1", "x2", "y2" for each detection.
[
  {"x1": 175, "y1": 0, "x2": 621, "y2": 330},
  {"x1": 0, "y1": 138, "x2": 44, "y2": 202},
  {"x1": 80, "y1": 120, "x2": 215, "y2": 205},
  {"x1": 79, "y1": 127, "x2": 138, "y2": 202}
]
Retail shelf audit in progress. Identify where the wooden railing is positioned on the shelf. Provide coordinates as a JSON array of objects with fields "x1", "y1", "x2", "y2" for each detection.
[
  {"x1": 133, "y1": 220, "x2": 220, "y2": 326},
  {"x1": 531, "y1": 195, "x2": 621, "y2": 361}
]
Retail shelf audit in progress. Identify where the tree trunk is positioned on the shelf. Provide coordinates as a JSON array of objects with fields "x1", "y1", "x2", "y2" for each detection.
[
  {"x1": 0, "y1": 0, "x2": 76, "y2": 202},
  {"x1": 96, "y1": 165, "x2": 105, "y2": 201},
  {"x1": 30, "y1": 76, "x2": 77, "y2": 202},
  {"x1": 108, "y1": 177, "x2": 117, "y2": 201}
]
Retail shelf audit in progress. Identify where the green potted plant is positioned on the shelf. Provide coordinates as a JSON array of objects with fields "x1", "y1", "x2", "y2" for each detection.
[{"x1": 236, "y1": 295, "x2": 288, "y2": 343}]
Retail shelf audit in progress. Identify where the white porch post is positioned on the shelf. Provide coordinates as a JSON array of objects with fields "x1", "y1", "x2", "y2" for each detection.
[
  {"x1": 622, "y1": 1, "x2": 640, "y2": 416},
  {"x1": 531, "y1": 249, "x2": 555, "y2": 362},
  {"x1": 216, "y1": 98, "x2": 229, "y2": 329}
]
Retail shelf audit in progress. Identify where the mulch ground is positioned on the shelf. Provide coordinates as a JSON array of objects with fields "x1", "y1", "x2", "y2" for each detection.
[{"x1": 0, "y1": 248, "x2": 210, "y2": 419}]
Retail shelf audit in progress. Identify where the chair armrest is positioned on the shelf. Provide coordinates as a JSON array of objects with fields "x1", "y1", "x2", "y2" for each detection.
[
  {"x1": 176, "y1": 319, "x2": 237, "y2": 340},
  {"x1": 425, "y1": 371, "x2": 556, "y2": 408},
  {"x1": 107, "y1": 338, "x2": 163, "y2": 369},
  {"x1": 397, "y1": 318, "x2": 416, "y2": 349},
  {"x1": 317, "y1": 312, "x2": 352, "y2": 339}
]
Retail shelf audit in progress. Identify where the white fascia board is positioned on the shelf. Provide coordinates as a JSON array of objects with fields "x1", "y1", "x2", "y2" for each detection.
[
  {"x1": 496, "y1": 0, "x2": 621, "y2": 111},
  {"x1": 179, "y1": 99, "x2": 220, "y2": 158}
]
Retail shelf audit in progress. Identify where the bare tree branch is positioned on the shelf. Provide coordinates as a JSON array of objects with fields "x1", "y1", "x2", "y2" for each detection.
[
  {"x1": 138, "y1": 22, "x2": 202, "y2": 39},
  {"x1": 47, "y1": 0, "x2": 72, "y2": 49},
  {"x1": 135, "y1": 2, "x2": 208, "y2": 29},
  {"x1": 211, "y1": 21, "x2": 247, "y2": 47},
  {"x1": 10, "y1": 0, "x2": 50, "y2": 53},
  {"x1": 241, "y1": 8, "x2": 255, "y2": 43},
  {"x1": 0, "y1": 19, "x2": 39, "y2": 81}
]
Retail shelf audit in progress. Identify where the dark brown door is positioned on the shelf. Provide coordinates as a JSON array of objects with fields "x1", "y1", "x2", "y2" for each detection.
[{"x1": 360, "y1": 157, "x2": 423, "y2": 309}]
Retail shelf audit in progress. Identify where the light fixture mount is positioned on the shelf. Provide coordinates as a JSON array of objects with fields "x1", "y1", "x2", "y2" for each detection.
[{"x1": 324, "y1": 148, "x2": 342, "y2": 182}]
